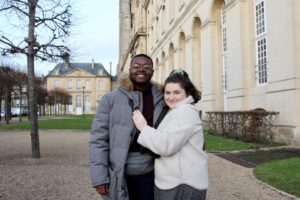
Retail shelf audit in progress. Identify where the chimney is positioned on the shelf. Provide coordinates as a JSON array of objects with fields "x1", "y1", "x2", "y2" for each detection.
[
  {"x1": 110, "y1": 61, "x2": 112, "y2": 75},
  {"x1": 92, "y1": 59, "x2": 95, "y2": 69},
  {"x1": 63, "y1": 52, "x2": 70, "y2": 68}
]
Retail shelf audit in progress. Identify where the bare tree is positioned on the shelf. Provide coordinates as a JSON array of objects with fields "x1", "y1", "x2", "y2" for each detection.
[{"x1": 0, "y1": 0, "x2": 72, "y2": 158}]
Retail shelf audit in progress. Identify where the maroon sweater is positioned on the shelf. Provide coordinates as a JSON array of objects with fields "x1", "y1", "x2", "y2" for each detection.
[{"x1": 129, "y1": 85, "x2": 153, "y2": 152}]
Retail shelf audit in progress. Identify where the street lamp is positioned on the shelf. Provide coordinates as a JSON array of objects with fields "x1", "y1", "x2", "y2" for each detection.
[{"x1": 82, "y1": 86, "x2": 85, "y2": 116}]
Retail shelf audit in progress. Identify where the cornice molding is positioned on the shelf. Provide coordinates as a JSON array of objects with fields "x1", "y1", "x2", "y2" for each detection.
[
  {"x1": 201, "y1": 19, "x2": 216, "y2": 30},
  {"x1": 225, "y1": 0, "x2": 241, "y2": 11},
  {"x1": 121, "y1": 31, "x2": 147, "y2": 70}
]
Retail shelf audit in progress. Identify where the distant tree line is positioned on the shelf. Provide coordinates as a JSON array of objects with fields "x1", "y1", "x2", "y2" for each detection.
[{"x1": 0, "y1": 64, "x2": 71, "y2": 125}]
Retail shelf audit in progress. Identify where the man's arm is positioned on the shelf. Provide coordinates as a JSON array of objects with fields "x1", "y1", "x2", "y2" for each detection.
[{"x1": 89, "y1": 95, "x2": 111, "y2": 191}]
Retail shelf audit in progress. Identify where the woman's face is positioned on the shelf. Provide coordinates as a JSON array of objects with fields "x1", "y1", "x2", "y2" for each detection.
[{"x1": 164, "y1": 82, "x2": 187, "y2": 109}]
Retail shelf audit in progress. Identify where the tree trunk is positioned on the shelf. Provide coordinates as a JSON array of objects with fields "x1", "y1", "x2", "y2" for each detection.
[
  {"x1": 0, "y1": 97, "x2": 2, "y2": 124},
  {"x1": 5, "y1": 88, "x2": 10, "y2": 124},
  {"x1": 19, "y1": 87, "x2": 23, "y2": 122},
  {"x1": 27, "y1": 0, "x2": 40, "y2": 158},
  {"x1": 43, "y1": 103, "x2": 46, "y2": 116},
  {"x1": 64, "y1": 103, "x2": 66, "y2": 115}
]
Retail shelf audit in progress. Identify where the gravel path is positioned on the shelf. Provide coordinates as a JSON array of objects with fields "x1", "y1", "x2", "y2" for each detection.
[{"x1": 0, "y1": 130, "x2": 297, "y2": 200}]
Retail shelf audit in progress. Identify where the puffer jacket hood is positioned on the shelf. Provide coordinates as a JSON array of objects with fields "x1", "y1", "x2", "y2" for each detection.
[{"x1": 117, "y1": 72, "x2": 164, "y2": 92}]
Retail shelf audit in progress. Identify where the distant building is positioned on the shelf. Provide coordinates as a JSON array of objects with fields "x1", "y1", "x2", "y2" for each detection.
[
  {"x1": 118, "y1": 0, "x2": 300, "y2": 146},
  {"x1": 46, "y1": 59, "x2": 111, "y2": 115}
]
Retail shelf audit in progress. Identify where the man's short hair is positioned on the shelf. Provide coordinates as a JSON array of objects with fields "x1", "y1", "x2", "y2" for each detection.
[{"x1": 130, "y1": 54, "x2": 153, "y2": 66}]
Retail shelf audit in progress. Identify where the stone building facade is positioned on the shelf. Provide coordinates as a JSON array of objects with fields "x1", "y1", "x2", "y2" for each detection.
[
  {"x1": 46, "y1": 60, "x2": 111, "y2": 115},
  {"x1": 118, "y1": 0, "x2": 300, "y2": 146}
]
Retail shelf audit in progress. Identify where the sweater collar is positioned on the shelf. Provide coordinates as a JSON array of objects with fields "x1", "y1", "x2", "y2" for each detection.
[{"x1": 173, "y1": 95, "x2": 194, "y2": 108}]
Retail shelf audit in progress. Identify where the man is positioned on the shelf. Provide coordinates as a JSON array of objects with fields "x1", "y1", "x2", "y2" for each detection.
[{"x1": 89, "y1": 54, "x2": 165, "y2": 200}]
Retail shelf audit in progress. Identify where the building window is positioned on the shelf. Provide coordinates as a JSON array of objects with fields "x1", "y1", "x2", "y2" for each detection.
[
  {"x1": 76, "y1": 95, "x2": 81, "y2": 108},
  {"x1": 85, "y1": 80, "x2": 90, "y2": 90},
  {"x1": 54, "y1": 80, "x2": 59, "y2": 88},
  {"x1": 255, "y1": 0, "x2": 266, "y2": 36},
  {"x1": 76, "y1": 80, "x2": 81, "y2": 89},
  {"x1": 98, "y1": 80, "x2": 104, "y2": 90},
  {"x1": 222, "y1": 8, "x2": 228, "y2": 92},
  {"x1": 85, "y1": 95, "x2": 90, "y2": 112},
  {"x1": 255, "y1": 0, "x2": 268, "y2": 85},
  {"x1": 98, "y1": 69, "x2": 104, "y2": 76},
  {"x1": 68, "y1": 96, "x2": 73, "y2": 112},
  {"x1": 256, "y1": 38, "x2": 268, "y2": 84},
  {"x1": 68, "y1": 96, "x2": 72, "y2": 105},
  {"x1": 67, "y1": 80, "x2": 72, "y2": 90}
]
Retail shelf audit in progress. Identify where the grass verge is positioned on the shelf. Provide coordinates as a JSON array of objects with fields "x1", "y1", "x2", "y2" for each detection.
[
  {"x1": 204, "y1": 133, "x2": 260, "y2": 152},
  {"x1": 253, "y1": 158, "x2": 300, "y2": 198},
  {"x1": 0, "y1": 115, "x2": 94, "y2": 130}
]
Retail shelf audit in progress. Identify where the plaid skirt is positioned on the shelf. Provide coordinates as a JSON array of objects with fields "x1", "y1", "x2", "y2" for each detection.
[{"x1": 154, "y1": 184, "x2": 207, "y2": 200}]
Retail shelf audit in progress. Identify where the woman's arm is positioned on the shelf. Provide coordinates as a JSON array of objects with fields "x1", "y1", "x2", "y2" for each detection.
[{"x1": 134, "y1": 106, "x2": 201, "y2": 156}]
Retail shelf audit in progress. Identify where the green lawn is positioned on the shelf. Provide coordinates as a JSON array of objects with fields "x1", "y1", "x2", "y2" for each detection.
[
  {"x1": 254, "y1": 158, "x2": 300, "y2": 198},
  {"x1": 0, "y1": 115, "x2": 94, "y2": 130},
  {"x1": 204, "y1": 133, "x2": 299, "y2": 198},
  {"x1": 204, "y1": 133, "x2": 260, "y2": 152}
]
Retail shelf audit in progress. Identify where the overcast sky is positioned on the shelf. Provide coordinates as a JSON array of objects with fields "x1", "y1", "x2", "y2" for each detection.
[{"x1": 0, "y1": 0, "x2": 119, "y2": 76}]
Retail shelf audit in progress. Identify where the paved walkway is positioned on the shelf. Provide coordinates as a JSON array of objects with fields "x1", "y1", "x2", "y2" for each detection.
[{"x1": 0, "y1": 130, "x2": 298, "y2": 200}]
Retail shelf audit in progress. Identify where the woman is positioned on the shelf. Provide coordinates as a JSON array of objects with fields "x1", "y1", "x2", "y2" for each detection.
[{"x1": 132, "y1": 69, "x2": 208, "y2": 200}]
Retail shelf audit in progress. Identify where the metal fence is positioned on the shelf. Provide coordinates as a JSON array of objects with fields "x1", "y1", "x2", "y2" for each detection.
[{"x1": 205, "y1": 109, "x2": 279, "y2": 144}]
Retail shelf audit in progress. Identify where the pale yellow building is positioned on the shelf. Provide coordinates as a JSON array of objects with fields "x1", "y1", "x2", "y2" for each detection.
[
  {"x1": 46, "y1": 60, "x2": 112, "y2": 115},
  {"x1": 118, "y1": 0, "x2": 300, "y2": 146}
]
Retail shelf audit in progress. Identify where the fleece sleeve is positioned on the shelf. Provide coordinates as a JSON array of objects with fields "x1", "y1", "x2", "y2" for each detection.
[{"x1": 137, "y1": 105, "x2": 201, "y2": 157}]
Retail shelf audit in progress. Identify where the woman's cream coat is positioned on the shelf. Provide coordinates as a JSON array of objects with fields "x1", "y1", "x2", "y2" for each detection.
[{"x1": 137, "y1": 96, "x2": 208, "y2": 190}]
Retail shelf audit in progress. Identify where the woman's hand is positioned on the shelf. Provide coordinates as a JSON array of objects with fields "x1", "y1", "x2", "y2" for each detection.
[{"x1": 132, "y1": 110, "x2": 148, "y2": 131}]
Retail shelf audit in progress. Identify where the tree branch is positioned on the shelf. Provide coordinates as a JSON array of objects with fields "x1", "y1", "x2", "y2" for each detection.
[{"x1": 0, "y1": 35, "x2": 27, "y2": 56}]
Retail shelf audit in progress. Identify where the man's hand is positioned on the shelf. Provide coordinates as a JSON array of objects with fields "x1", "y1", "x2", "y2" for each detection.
[
  {"x1": 95, "y1": 184, "x2": 109, "y2": 195},
  {"x1": 132, "y1": 110, "x2": 148, "y2": 131}
]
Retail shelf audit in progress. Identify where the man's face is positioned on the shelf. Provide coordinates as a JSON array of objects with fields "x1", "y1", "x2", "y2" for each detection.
[{"x1": 129, "y1": 56, "x2": 154, "y2": 84}]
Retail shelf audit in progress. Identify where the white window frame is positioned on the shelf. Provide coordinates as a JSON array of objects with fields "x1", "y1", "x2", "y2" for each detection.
[
  {"x1": 98, "y1": 80, "x2": 104, "y2": 90},
  {"x1": 221, "y1": 7, "x2": 228, "y2": 93},
  {"x1": 98, "y1": 69, "x2": 104, "y2": 76},
  {"x1": 85, "y1": 95, "x2": 90, "y2": 112},
  {"x1": 76, "y1": 95, "x2": 82, "y2": 108},
  {"x1": 254, "y1": 0, "x2": 268, "y2": 85},
  {"x1": 54, "y1": 80, "x2": 59, "y2": 88},
  {"x1": 76, "y1": 80, "x2": 81, "y2": 89},
  {"x1": 67, "y1": 80, "x2": 72, "y2": 90},
  {"x1": 85, "y1": 80, "x2": 90, "y2": 90}
]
